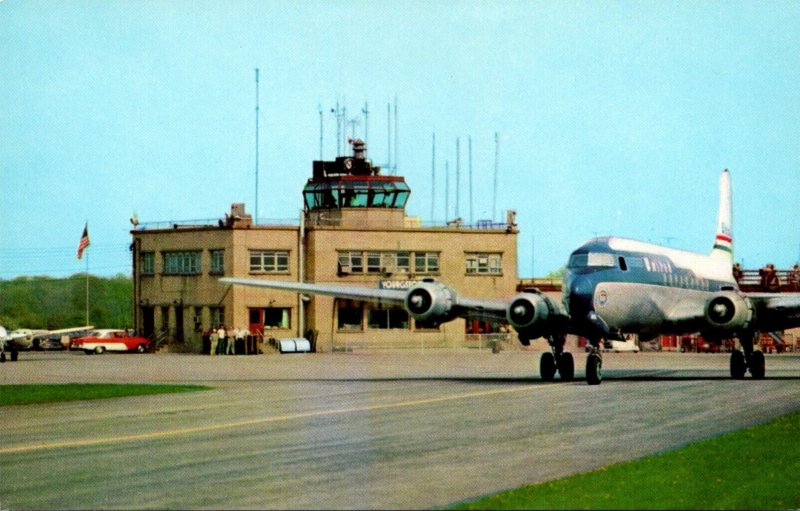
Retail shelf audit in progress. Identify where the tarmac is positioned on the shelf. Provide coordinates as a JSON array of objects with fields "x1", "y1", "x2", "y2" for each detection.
[{"x1": 2, "y1": 350, "x2": 800, "y2": 509}]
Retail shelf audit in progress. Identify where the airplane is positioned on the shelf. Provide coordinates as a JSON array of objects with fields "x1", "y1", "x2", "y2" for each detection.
[
  {"x1": 221, "y1": 169, "x2": 800, "y2": 384},
  {"x1": 0, "y1": 325, "x2": 94, "y2": 362}
]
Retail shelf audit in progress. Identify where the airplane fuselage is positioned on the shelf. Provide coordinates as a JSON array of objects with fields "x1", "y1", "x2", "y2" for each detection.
[{"x1": 564, "y1": 237, "x2": 739, "y2": 341}]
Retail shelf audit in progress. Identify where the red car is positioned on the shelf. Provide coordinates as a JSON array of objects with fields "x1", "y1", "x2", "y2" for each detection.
[{"x1": 71, "y1": 329, "x2": 150, "y2": 355}]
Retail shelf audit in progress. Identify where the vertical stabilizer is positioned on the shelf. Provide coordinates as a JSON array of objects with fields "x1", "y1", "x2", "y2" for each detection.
[{"x1": 710, "y1": 169, "x2": 733, "y2": 265}]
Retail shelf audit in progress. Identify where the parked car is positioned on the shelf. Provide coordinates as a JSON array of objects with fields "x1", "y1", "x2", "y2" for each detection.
[
  {"x1": 71, "y1": 329, "x2": 150, "y2": 354},
  {"x1": 602, "y1": 339, "x2": 640, "y2": 353}
]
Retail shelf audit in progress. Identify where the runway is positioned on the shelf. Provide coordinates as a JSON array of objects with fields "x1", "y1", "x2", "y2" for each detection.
[{"x1": 2, "y1": 351, "x2": 800, "y2": 509}]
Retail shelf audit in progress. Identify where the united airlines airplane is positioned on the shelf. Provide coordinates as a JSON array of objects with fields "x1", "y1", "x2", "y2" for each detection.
[{"x1": 222, "y1": 170, "x2": 800, "y2": 385}]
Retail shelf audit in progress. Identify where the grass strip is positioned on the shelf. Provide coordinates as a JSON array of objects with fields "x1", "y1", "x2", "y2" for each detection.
[
  {"x1": 0, "y1": 384, "x2": 210, "y2": 406},
  {"x1": 453, "y1": 411, "x2": 800, "y2": 510}
]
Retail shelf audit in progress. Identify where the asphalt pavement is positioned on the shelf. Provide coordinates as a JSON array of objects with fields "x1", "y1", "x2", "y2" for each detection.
[{"x1": 2, "y1": 350, "x2": 800, "y2": 509}]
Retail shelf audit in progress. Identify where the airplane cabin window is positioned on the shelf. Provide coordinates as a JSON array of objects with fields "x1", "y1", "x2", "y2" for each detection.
[
  {"x1": 618, "y1": 257, "x2": 628, "y2": 271},
  {"x1": 587, "y1": 252, "x2": 616, "y2": 268}
]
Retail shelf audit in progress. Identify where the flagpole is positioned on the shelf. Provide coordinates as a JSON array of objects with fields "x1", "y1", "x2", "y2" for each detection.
[{"x1": 85, "y1": 252, "x2": 89, "y2": 325}]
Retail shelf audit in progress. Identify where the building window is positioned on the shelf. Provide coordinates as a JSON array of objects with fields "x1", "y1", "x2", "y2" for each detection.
[
  {"x1": 249, "y1": 250, "x2": 289, "y2": 273},
  {"x1": 414, "y1": 318, "x2": 440, "y2": 330},
  {"x1": 264, "y1": 307, "x2": 290, "y2": 329},
  {"x1": 210, "y1": 249, "x2": 224, "y2": 274},
  {"x1": 338, "y1": 251, "x2": 363, "y2": 274},
  {"x1": 367, "y1": 305, "x2": 409, "y2": 329},
  {"x1": 366, "y1": 252, "x2": 382, "y2": 274},
  {"x1": 466, "y1": 252, "x2": 502, "y2": 275},
  {"x1": 414, "y1": 252, "x2": 440, "y2": 274},
  {"x1": 339, "y1": 250, "x2": 435, "y2": 275},
  {"x1": 140, "y1": 252, "x2": 154, "y2": 275},
  {"x1": 163, "y1": 251, "x2": 201, "y2": 275},
  {"x1": 210, "y1": 307, "x2": 224, "y2": 327},
  {"x1": 337, "y1": 300, "x2": 363, "y2": 330}
]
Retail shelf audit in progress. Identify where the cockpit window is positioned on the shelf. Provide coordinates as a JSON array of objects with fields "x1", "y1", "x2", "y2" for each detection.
[{"x1": 568, "y1": 252, "x2": 617, "y2": 269}]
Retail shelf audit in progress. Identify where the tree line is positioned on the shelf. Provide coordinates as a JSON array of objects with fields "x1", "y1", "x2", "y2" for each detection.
[{"x1": 0, "y1": 274, "x2": 132, "y2": 330}]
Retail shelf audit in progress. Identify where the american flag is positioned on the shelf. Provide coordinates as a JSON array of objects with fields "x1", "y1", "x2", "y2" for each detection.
[{"x1": 77, "y1": 223, "x2": 90, "y2": 260}]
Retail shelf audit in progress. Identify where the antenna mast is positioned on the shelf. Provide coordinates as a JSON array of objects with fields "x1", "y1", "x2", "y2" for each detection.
[
  {"x1": 468, "y1": 136, "x2": 473, "y2": 225},
  {"x1": 493, "y1": 132, "x2": 499, "y2": 222},
  {"x1": 254, "y1": 68, "x2": 260, "y2": 223},
  {"x1": 362, "y1": 102, "x2": 370, "y2": 157},
  {"x1": 455, "y1": 137, "x2": 460, "y2": 219},
  {"x1": 393, "y1": 95, "x2": 398, "y2": 175},
  {"x1": 318, "y1": 104, "x2": 323, "y2": 159},
  {"x1": 431, "y1": 132, "x2": 436, "y2": 222},
  {"x1": 445, "y1": 160, "x2": 450, "y2": 222}
]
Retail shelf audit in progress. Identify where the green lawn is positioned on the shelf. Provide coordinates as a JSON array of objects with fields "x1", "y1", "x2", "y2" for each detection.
[
  {"x1": 0, "y1": 384, "x2": 210, "y2": 406},
  {"x1": 453, "y1": 411, "x2": 800, "y2": 510}
]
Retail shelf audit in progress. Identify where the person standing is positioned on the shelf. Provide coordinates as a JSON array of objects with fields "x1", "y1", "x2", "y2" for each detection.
[
  {"x1": 217, "y1": 325, "x2": 227, "y2": 355},
  {"x1": 209, "y1": 329, "x2": 219, "y2": 356},
  {"x1": 789, "y1": 263, "x2": 800, "y2": 291}
]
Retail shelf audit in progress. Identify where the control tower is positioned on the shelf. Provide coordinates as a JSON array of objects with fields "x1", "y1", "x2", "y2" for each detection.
[{"x1": 303, "y1": 139, "x2": 411, "y2": 228}]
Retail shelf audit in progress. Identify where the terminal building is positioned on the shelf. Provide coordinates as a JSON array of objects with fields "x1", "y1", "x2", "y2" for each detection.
[{"x1": 131, "y1": 140, "x2": 521, "y2": 353}]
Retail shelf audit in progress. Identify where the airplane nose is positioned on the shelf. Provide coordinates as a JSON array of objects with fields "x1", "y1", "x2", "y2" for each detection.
[{"x1": 566, "y1": 274, "x2": 594, "y2": 318}]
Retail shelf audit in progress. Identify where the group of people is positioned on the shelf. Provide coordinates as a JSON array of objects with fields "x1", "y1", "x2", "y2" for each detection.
[
  {"x1": 731, "y1": 262, "x2": 800, "y2": 292},
  {"x1": 208, "y1": 325, "x2": 248, "y2": 355}
]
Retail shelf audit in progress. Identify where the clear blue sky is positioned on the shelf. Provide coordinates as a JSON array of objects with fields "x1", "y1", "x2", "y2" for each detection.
[{"x1": 2, "y1": 0, "x2": 799, "y2": 280}]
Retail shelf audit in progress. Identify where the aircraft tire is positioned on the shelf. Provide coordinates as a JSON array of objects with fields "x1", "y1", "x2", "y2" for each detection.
[
  {"x1": 730, "y1": 350, "x2": 746, "y2": 379},
  {"x1": 558, "y1": 352, "x2": 574, "y2": 382},
  {"x1": 749, "y1": 351, "x2": 765, "y2": 379},
  {"x1": 586, "y1": 353, "x2": 602, "y2": 385},
  {"x1": 0, "y1": 352, "x2": 5, "y2": 363},
  {"x1": 10, "y1": 350, "x2": 18, "y2": 362},
  {"x1": 540, "y1": 352, "x2": 556, "y2": 381}
]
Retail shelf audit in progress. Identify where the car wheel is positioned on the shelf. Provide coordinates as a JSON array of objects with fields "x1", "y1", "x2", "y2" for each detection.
[
  {"x1": 136, "y1": 344, "x2": 146, "y2": 354},
  {"x1": 94, "y1": 346, "x2": 106, "y2": 355}
]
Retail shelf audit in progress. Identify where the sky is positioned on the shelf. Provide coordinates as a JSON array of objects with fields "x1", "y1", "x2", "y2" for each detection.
[{"x1": 2, "y1": 0, "x2": 799, "y2": 280}]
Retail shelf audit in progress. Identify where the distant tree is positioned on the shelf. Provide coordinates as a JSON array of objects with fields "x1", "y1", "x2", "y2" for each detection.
[{"x1": 0, "y1": 275, "x2": 132, "y2": 329}]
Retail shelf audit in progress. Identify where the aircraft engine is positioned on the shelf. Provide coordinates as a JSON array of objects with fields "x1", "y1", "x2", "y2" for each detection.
[
  {"x1": 506, "y1": 292, "x2": 558, "y2": 343},
  {"x1": 404, "y1": 282, "x2": 457, "y2": 324},
  {"x1": 704, "y1": 292, "x2": 752, "y2": 331}
]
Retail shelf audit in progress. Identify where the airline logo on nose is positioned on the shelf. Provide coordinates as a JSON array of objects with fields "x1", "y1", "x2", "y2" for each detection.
[{"x1": 597, "y1": 290, "x2": 608, "y2": 307}]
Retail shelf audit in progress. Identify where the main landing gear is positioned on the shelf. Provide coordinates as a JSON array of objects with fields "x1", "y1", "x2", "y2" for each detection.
[
  {"x1": 730, "y1": 332, "x2": 765, "y2": 380},
  {"x1": 540, "y1": 334, "x2": 575, "y2": 382},
  {"x1": 584, "y1": 338, "x2": 603, "y2": 385}
]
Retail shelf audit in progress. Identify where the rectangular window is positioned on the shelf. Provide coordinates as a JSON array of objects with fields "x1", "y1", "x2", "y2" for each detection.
[
  {"x1": 367, "y1": 305, "x2": 409, "y2": 329},
  {"x1": 466, "y1": 253, "x2": 502, "y2": 275},
  {"x1": 263, "y1": 307, "x2": 290, "y2": 329},
  {"x1": 337, "y1": 300, "x2": 363, "y2": 330},
  {"x1": 414, "y1": 252, "x2": 440, "y2": 274},
  {"x1": 338, "y1": 251, "x2": 364, "y2": 274},
  {"x1": 210, "y1": 307, "x2": 224, "y2": 327},
  {"x1": 140, "y1": 252, "x2": 154, "y2": 275},
  {"x1": 163, "y1": 251, "x2": 201, "y2": 275},
  {"x1": 249, "y1": 250, "x2": 290, "y2": 273},
  {"x1": 366, "y1": 252, "x2": 382, "y2": 273},
  {"x1": 210, "y1": 249, "x2": 224, "y2": 274},
  {"x1": 396, "y1": 251, "x2": 410, "y2": 273}
]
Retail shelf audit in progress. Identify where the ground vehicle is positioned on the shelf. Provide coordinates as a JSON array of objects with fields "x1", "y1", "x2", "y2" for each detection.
[
  {"x1": 71, "y1": 329, "x2": 150, "y2": 354},
  {"x1": 602, "y1": 339, "x2": 640, "y2": 353}
]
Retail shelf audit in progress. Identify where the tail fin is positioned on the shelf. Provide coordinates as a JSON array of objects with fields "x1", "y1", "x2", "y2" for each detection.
[{"x1": 710, "y1": 169, "x2": 733, "y2": 265}]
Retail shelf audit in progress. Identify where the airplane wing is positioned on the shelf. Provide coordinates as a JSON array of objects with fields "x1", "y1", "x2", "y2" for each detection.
[
  {"x1": 747, "y1": 292, "x2": 800, "y2": 332},
  {"x1": 219, "y1": 278, "x2": 513, "y2": 324},
  {"x1": 220, "y1": 278, "x2": 408, "y2": 305}
]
